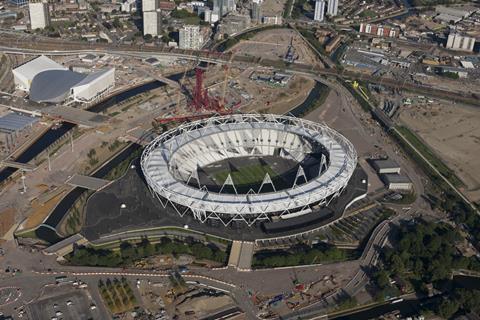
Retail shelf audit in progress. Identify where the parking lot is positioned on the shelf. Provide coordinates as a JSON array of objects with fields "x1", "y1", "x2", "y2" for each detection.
[{"x1": 27, "y1": 289, "x2": 100, "y2": 320}]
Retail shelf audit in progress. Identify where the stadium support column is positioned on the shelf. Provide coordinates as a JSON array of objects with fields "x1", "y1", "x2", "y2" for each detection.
[
  {"x1": 259, "y1": 173, "x2": 276, "y2": 193},
  {"x1": 293, "y1": 165, "x2": 307, "y2": 188},
  {"x1": 319, "y1": 154, "x2": 327, "y2": 175},
  {"x1": 220, "y1": 173, "x2": 238, "y2": 194}
]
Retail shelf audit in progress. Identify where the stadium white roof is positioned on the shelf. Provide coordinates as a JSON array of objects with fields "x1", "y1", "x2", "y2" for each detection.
[{"x1": 141, "y1": 114, "x2": 358, "y2": 223}]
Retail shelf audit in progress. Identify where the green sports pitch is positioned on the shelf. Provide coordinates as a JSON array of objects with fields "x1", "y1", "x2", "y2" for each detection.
[{"x1": 213, "y1": 163, "x2": 278, "y2": 186}]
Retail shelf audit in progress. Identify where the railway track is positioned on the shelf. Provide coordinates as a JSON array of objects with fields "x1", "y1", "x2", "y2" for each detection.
[{"x1": 1, "y1": 33, "x2": 478, "y2": 107}]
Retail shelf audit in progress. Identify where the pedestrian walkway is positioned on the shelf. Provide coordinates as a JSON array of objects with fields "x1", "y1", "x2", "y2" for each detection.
[{"x1": 228, "y1": 241, "x2": 254, "y2": 271}]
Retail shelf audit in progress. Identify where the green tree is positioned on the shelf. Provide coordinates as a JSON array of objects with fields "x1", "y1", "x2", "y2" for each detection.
[{"x1": 437, "y1": 299, "x2": 459, "y2": 319}]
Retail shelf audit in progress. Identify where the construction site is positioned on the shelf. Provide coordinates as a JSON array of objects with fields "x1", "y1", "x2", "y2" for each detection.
[{"x1": 0, "y1": 28, "x2": 318, "y2": 242}]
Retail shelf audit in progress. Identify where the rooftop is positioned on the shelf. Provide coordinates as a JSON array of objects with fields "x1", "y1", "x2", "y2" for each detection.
[
  {"x1": 371, "y1": 159, "x2": 400, "y2": 169},
  {"x1": 382, "y1": 173, "x2": 411, "y2": 184},
  {"x1": 12, "y1": 55, "x2": 67, "y2": 81}
]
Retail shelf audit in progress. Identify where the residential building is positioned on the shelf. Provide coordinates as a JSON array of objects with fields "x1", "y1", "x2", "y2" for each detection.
[
  {"x1": 213, "y1": 0, "x2": 223, "y2": 17},
  {"x1": 29, "y1": 0, "x2": 50, "y2": 30},
  {"x1": 224, "y1": 0, "x2": 236, "y2": 14},
  {"x1": 9, "y1": 0, "x2": 28, "y2": 7},
  {"x1": 251, "y1": 0, "x2": 262, "y2": 22},
  {"x1": 121, "y1": 0, "x2": 137, "y2": 12},
  {"x1": 142, "y1": 0, "x2": 156, "y2": 12},
  {"x1": 326, "y1": 0, "x2": 338, "y2": 16},
  {"x1": 446, "y1": 33, "x2": 476, "y2": 52},
  {"x1": 179, "y1": 25, "x2": 202, "y2": 49},
  {"x1": 143, "y1": 10, "x2": 160, "y2": 36},
  {"x1": 142, "y1": 0, "x2": 160, "y2": 36},
  {"x1": 359, "y1": 23, "x2": 399, "y2": 38},
  {"x1": 314, "y1": 0, "x2": 325, "y2": 22}
]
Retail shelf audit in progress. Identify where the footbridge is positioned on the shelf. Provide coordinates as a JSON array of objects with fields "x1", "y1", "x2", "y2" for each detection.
[{"x1": 0, "y1": 160, "x2": 36, "y2": 171}]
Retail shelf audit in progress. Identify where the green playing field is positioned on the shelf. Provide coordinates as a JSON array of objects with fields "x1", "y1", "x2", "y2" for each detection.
[{"x1": 214, "y1": 163, "x2": 278, "y2": 186}]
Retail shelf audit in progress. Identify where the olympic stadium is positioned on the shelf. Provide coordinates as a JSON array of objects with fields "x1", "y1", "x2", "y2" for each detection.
[{"x1": 83, "y1": 114, "x2": 368, "y2": 241}]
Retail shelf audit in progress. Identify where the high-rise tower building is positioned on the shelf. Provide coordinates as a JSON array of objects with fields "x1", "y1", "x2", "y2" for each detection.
[
  {"x1": 251, "y1": 0, "x2": 262, "y2": 22},
  {"x1": 326, "y1": 0, "x2": 338, "y2": 16},
  {"x1": 179, "y1": 25, "x2": 202, "y2": 49},
  {"x1": 29, "y1": 0, "x2": 50, "y2": 30},
  {"x1": 314, "y1": 0, "x2": 325, "y2": 21},
  {"x1": 142, "y1": 0, "x2": 160, "y2": 36}
]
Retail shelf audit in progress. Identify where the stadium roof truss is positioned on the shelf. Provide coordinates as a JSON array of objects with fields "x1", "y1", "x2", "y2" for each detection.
[{"x1": 141, "y1": 114, "x2": 357, "y2": 226}]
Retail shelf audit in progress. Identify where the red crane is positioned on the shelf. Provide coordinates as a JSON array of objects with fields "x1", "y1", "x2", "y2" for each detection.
[{"x1": 191, "y1": 67, "x2": 223, "y2": 112}]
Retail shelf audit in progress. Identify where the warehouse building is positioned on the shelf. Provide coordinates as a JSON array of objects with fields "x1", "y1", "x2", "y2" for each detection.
[
  {"x1": 12, "y1": 56, "x2": 115, "y2": 104},
  {"x1": 371, "y1": 159, "x2": 401, "y2": 174},
  {"x1": 381, "y1": 174, "x2": 413, "y2": 191}
]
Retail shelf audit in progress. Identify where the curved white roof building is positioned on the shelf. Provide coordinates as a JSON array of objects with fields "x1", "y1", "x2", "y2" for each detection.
[
  {"x1": 12, "y1": 55, "x2": 67, "y2": 91},
  {"x1": 141, "y1": 114, "x2": 358, "y2": 227},
  {"x1": 12, "y1": 55, "x2": 115, "y2": 104}
]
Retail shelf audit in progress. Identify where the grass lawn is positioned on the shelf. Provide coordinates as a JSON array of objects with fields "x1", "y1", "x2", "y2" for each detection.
[{"x1": 214, "y1": 163, "x2": 278, "y2": 186}]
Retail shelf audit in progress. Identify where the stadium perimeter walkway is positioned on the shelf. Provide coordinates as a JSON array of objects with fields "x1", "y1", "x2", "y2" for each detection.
[{"x1": 228, "y1": 241, "x2": 254, "y2": 271}]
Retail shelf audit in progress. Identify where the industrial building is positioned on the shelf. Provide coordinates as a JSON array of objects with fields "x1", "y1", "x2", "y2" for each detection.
[
  {"x1": 381, "y1": 174, "x2": 412, "y2": 191},
  {"x1": 371, "y1": 159, "x2": 401, "y2": 174},
  {"x1": 0, "y1": 112, "x2": 38, "y2": 133},
  {"x1": 29, "y1": 0, "x2": 50, "y2": 30},
  {"x1": 12, "y1": 55, "x2": 115, "y2": 104},
  {"x1": 446, "y1": 33, "x2": 476, "y2": 52},
  {"x1": 179, "y1": 25, "x2": 202, "y2": 49},
  {"x1": 314, "y1": 0, "x2": 325, "y2": 22}
]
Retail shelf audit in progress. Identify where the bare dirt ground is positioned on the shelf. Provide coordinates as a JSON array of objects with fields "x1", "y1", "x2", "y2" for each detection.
[
  {"x1": 230, "y1": 28, "x2": 320, "y2": 66},
  {"x1": 398, "y1": 101, "x2": 480, "y2": 201},
  {"x1": 240, "y1": 71, "x2": 315, "y2": 114},
  {"x1": 262, "y1": 0, "x2": 287, "y2": 16},
  {"x1": 414, "y1": 74, "x2": 480, "y2": 97},
  {"x1": 0, "y1": 208, "x2": 15, "y2": 238},
  {"x1": 176, "y1": 295, "x2": 236, "y2": 317},
  {"x1": 197, "y1": 65, "x2": 315, "y2": 115},
  {"x1": 22, "y1": 190, "x2": 67, "y2": 230}
]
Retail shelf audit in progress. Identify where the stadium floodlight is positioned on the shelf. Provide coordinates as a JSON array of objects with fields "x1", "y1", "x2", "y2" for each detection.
[{"x1": 141, "y1": 114, "x2": 357, "y2": 227}]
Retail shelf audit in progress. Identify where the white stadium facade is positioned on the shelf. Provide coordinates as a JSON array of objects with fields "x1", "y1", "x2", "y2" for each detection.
[
  {"x1": 141, "y1": 114, "x2": 359, "y2": 228},
  {"x1": 12, "y1": 55, "x2": 115, "y2": 104}
]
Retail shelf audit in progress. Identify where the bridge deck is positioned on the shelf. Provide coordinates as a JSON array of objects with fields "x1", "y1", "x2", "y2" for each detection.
[
  {"x1": 44, "y1": 106, "x2": 109, "y2": 127},
  {"x1": 67, "y1": 174, "x2": 111, "y2": 190},
  {"x1": 228, "y1": 241, "x2": 254, "y2": 271},
  {"x1": 0, "y1": 160, "x2": 36, "y2": 171},
  {"x1": 125, "y1": 128, "x2": 156, "y2": 146}
]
